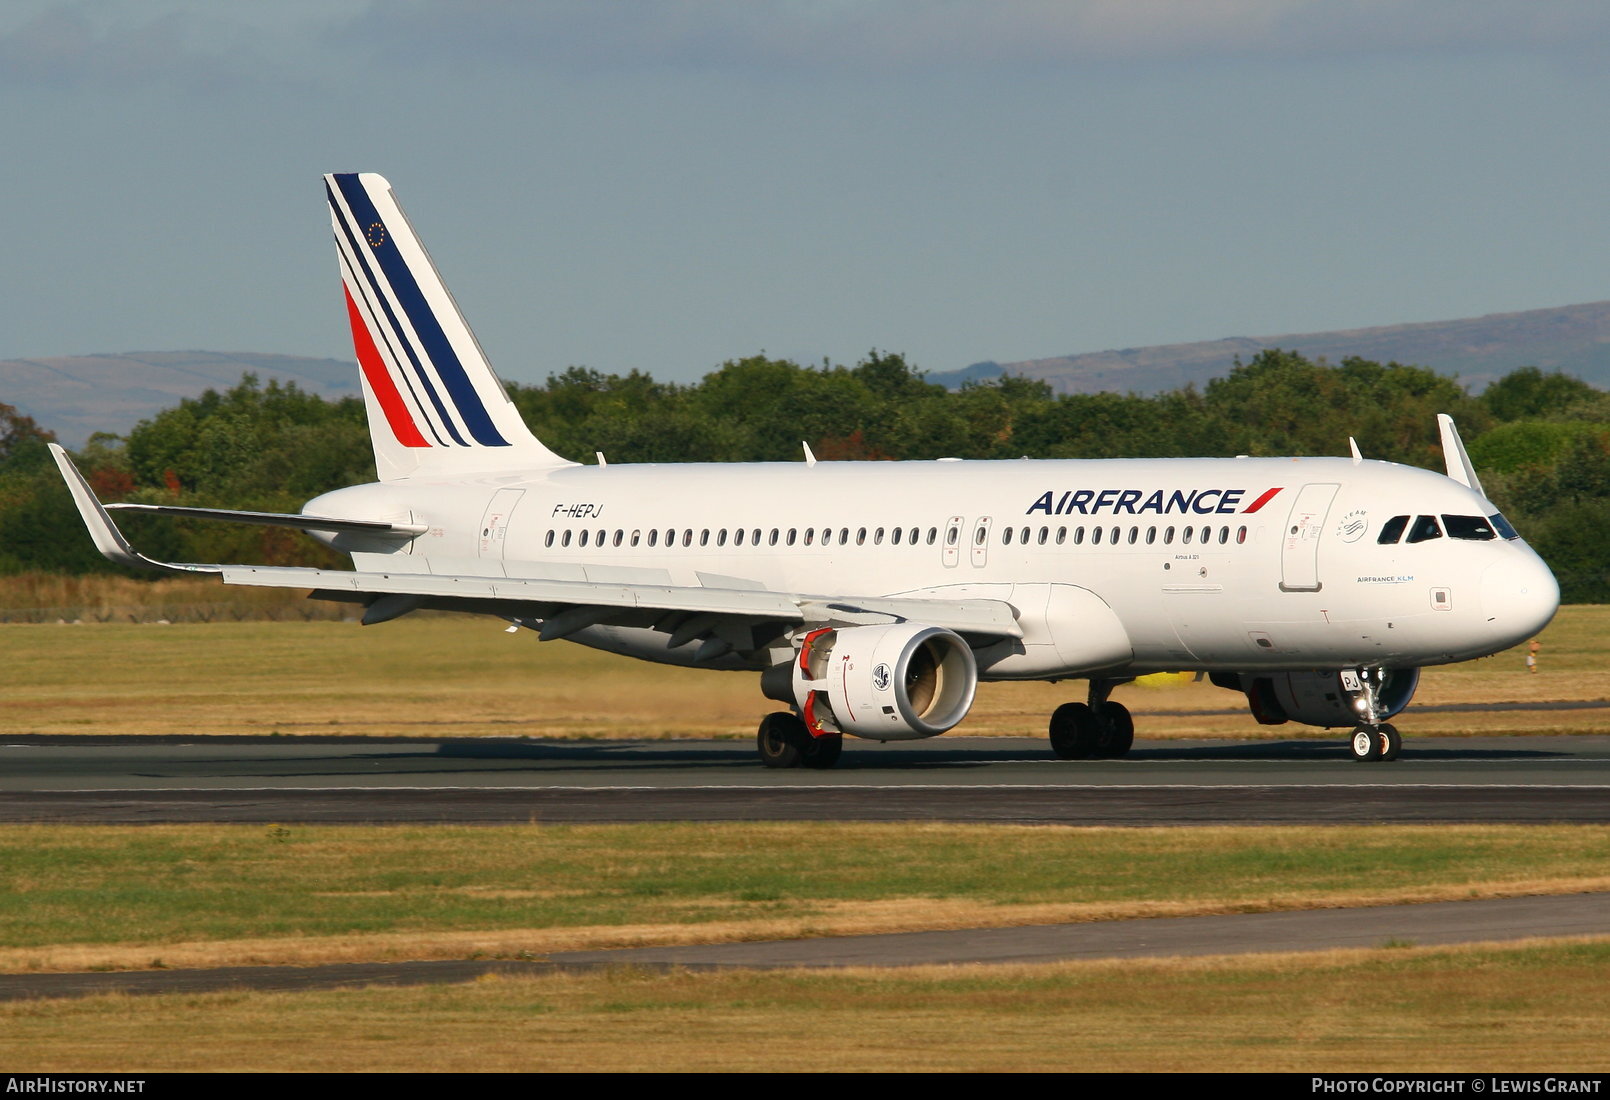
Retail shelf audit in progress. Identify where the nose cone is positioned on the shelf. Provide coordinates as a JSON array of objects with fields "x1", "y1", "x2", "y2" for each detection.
[{"x1": 1481, "y1": 551, "x2": 1560, "y2": 647}]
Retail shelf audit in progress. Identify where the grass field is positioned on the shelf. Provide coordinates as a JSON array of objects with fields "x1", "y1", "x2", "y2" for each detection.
[
  {"x1": 2, "y1": 605, "x2": 1603, "y2": 739},
  {"x1": 6, "y1": 942, "x2": 1610, "y2": 1072},
  {"x1": 3, "y1": 824, "x2": 1607, "y2": 973},
  {"x1": 2, "y1": 825, "x2": 1609, "y2": 1070}
]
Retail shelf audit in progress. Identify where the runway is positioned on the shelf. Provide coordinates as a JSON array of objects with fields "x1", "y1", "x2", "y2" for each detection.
[{"x1": 3, "y1": 733, "x2": 1609, "y2": 824}]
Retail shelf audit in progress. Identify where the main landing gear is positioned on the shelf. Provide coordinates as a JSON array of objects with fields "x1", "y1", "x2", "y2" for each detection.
[
  {"x1": 757, "y1": 711, "x2": 843, "y2": 770},
  {"x1": 1049, "y1": 678, "x2": 1134, "y2": 760},
  {"x1": 1343, "y1": 668, "x2": 1402, "y2": 763}
]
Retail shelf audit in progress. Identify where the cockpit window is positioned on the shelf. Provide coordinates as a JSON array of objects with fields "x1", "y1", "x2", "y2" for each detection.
[
  {"x1": 1442, "y1": 515, "x2": 1496, "y2": 541},
  {"x1": 1405, "y1": 515, "x2": 1442, "y2": 544},
  {"x1": 1490, "y1": 513, "x2": 1520, "y2": 540},
  {"x1": 1377, "y1": 515, "x2": 1409, "y2": 544}
]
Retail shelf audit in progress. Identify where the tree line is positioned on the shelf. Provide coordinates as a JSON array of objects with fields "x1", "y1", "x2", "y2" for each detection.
[{"x1": 2, "y1": 348, "x2": 1608, "y2": 600}]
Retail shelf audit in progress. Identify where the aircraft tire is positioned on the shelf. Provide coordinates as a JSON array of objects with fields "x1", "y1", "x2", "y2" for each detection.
[
  {"x1": 1377, "y1": 723, "x2": 1402, "y2": 763},
  {"x1": 1050, "y1": 702, "x2": 1100, "y2": 760},
  {"x1": 1349, "y1": 726, "x2": 1384, "y2": 762},
  {"x1": 1096, "y1": 701, "x2": 1134, "y2": 758},
  {"x1": 802, "y1": 732, "x2": 844, "y2": 770},
  {"x1": 757, "y1": 712, "x2": 807, "y2": 769}
]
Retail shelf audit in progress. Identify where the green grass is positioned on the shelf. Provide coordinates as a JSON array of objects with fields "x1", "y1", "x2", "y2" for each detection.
[{"x1": 3, "y1": 823, "x2": 1608, "y2": 953}]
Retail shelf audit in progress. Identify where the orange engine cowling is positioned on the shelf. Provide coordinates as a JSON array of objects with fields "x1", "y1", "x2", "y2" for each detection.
[{"x1": 784, "y1": 624, "x2": 978, "y2": 740}]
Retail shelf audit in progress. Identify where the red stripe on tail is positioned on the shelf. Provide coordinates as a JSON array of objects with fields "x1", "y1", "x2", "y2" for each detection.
[{"x1": 344, "y1": 285, "x2": 431, "y2": 448}]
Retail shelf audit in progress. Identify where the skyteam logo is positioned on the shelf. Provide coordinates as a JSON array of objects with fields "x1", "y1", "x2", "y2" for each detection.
[{"x1": 1026, "y1": 487, "x2": 1283, "y2": 517}]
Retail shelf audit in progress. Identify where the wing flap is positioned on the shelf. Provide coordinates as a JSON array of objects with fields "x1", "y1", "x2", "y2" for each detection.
[{"x1": 216, "y1": 564, "x2": 1020, "y2": 637}]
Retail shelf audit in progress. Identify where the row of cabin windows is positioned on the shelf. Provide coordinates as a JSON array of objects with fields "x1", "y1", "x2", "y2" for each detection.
[
  {"x1": 1002, "y1": 524, "x2": 1248, "y2": 547},
  {"x1": 545, "y1": 526, "x2": 944, "y2": 550},
  {"x1": 542, "y1": 523, "x2": 1249, "y2": 550}
]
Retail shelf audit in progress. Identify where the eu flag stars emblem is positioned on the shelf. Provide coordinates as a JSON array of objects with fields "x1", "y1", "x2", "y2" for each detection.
[{"x1": 365, "y1": 222, "x2": 387, "y2": 249}]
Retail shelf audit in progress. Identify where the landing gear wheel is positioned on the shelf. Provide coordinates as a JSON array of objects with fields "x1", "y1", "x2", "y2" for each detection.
[
  {"x1": 1050, "y1": 702, "x2": 1100, "y2": 760},
  {"x1": 1095, "y1": 701, "x2": 1134, "y2": 758},
  {"x1": 802, "y1": 732, "x2": 843, "y2": 770},
  {"x1": 757, "y1": 712, "x2": 807, "y2": 769},
  {"x1": 1350, "y1": 726, "x2": 1384, "y2": 762},
  {"x1": 1376, "y1": 723, "x2": 1402, "y2": 763}
]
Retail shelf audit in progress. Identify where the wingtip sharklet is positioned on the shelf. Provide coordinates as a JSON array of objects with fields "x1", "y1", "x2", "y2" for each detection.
[
  {"x1": 48, "y1": 444, "x2": 214, "y2": 575},
  {"x1": 1436, "y1": 413, "x2": 1486, "y2": 496}
]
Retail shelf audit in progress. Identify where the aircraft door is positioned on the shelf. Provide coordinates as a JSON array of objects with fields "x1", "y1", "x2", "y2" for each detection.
[
  {"x1": 942, "y1": 516, "x2": 963, "y2": 568},
  {"x1": 970, "y1": 517, "x2": 993, "y2": 567},
  {"x1": 1279, "y1": 483, "x2": 1338, "y2": 592},
  {"x1": 478, "y1": 488, "x2": 525, "y2": 559}
]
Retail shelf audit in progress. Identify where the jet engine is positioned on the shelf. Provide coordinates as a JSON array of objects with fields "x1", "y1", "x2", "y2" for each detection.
[
  {"x1": 1213, "y1": 668, "x2": 1420, "y2": 728},
  {"x1": 763, "y1": 623, "x2": 978, "y2": 740}
]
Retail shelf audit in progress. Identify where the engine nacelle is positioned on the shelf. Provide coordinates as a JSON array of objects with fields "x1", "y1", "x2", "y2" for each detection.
[
  {"x1": 1214, "y1": 668, "x2": 1420, "y2": 728},
  {"x1": 768, "y1": 623, "x2": 978, "y2": 740}
]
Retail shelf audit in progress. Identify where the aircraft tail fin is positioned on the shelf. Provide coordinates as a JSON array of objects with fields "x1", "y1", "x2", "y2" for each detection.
[{"x1": 324, "y1": 173, "x2": 574, "y2": 482}]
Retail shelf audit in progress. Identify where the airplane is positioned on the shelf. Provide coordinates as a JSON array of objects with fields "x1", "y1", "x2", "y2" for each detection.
[{"x1": 51, "y1": 172, "x2": 1561, "y2": 768}]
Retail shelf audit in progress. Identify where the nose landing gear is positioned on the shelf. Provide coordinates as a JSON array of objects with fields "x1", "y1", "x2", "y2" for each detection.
[{"x1": 1342, "y1": 667, "x2": 1402, "y2": 763}]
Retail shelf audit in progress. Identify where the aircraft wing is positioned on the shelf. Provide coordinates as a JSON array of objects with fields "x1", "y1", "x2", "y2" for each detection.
[
  {"x1": 50, "y1": 445, "x2": 1021, "y2": 652},
  {"x1": 104, "y1": 503, "x2": 428, "y2": 539}
]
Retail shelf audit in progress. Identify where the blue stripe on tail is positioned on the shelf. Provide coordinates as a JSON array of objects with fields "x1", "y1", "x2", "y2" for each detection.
[
  {"x1": 327, "y1": 180, "x2": 460, "y2": 446},
  {"x1": 331, "y1": 174, "x2": 510, "y2": 447}
]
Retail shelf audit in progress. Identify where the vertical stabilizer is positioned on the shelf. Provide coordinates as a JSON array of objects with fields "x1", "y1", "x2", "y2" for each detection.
[{"x1": 324, "y1": 173, "x2": 573, "y2": 481}]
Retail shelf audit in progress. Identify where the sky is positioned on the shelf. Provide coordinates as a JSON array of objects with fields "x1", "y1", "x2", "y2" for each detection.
[{"x1": 3, "y1": 1, "x2": 1609, "y2": 387}]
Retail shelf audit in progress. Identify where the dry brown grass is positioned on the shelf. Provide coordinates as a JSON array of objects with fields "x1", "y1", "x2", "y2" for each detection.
[
  {"x1": 4, "y1": 938, "x2": 1610, "y2": 1072},
  {"x1": 2, "y1": 606, "x2": 1604, "y2": 738},
  {"x1": 8, "y1": 876, "x2": 1610, "y2": 976}
]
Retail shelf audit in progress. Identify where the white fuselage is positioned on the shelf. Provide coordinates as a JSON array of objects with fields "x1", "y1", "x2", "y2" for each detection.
[{"x1": 307, "y1": 454, "x2": 1559, "y2": 678}]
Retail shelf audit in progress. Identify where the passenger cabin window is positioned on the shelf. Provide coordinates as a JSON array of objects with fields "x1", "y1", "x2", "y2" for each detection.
[
  {"x1": 1443, "y1": 515, "x2": 1496, "y2": 541},
  {"x1": 1405, "y1": 515, "x2": 1442, "y2": 544}
]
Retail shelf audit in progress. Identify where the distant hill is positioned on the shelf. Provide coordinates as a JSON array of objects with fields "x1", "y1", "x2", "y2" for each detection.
[
  {"x1": 928, "y1": 301, "x2": 1610, "y2": 395},
  {"x1": 0, "y1": 351, "x2": 359, "y2": 446}
]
